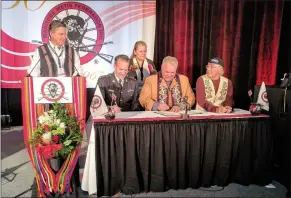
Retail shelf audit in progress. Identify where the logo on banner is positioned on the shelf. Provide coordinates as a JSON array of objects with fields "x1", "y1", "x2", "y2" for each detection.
[
  {"x1": 261, "y1": 91, "x2": 268, "y2": 103},
  {"x1": 90, "y1": 95, "x2": 102, "y2": 110},
  {"x1": 41, "y1": 2, "x2": 113, "y2": 64}
]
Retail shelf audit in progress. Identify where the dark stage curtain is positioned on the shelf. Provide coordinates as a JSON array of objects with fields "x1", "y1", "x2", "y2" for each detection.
[
  {"x1": 154, "y1": 0, "x2": 288, "y2": 110},
  {"x1": 95, "y1": 118, "x2": 273, "y2": 196}
]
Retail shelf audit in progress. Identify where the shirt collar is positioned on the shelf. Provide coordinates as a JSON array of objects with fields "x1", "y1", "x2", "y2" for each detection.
[
  {"x1": 114, "y1": 74, "x2": 123, "y2": 82},
  {"x1": 49, "y1": 41, "x2": 64, "y2": 50}
]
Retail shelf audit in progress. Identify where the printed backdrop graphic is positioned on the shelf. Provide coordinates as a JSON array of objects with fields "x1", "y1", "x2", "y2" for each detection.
[{"x1": 1, "y1": 0, "x2": 156, "y2": 88}]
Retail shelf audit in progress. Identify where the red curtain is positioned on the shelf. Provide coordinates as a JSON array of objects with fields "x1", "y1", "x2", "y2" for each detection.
[
  {"x1": 256, "y1": 0, "x2": 284, "y2": 85},
  {"x1": 172, "y1": 1, "x2": 195, "y2": 81},
  {"x1": 154, "y1": 0, "x2": 286, "y2": 109}
]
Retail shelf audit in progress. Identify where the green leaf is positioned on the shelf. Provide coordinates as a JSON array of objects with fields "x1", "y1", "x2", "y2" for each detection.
[{"x1": 63, "y1": 140, "x2": 72, "y2": 146}]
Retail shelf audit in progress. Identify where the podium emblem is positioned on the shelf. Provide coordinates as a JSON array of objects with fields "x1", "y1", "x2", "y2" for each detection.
[
  {"x1": 91, "y1": 95, "x2": 102, "y2": 110},
  {"x1": 40, "y1": 79, "x2": 65, "y2": 102},
  {"x1": 33, "y1": 77, "x2": 73, "y2": 104}
]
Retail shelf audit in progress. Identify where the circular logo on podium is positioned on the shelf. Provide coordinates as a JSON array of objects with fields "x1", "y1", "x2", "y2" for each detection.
[
  {"x1": 41, "y1": 2, "x2": 105, "y2": 64},
  {"x1": 41, "y1": 79, "x2": 65, "y2": 102},
  {"x1": 91, "y1": 95, "x2": 102, "y2": 110},
  {"x1": 261, "y1": 91, "x2": 268, "y2": 103}
]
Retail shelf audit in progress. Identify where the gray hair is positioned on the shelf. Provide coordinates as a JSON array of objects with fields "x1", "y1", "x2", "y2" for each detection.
[
  {"x1": 49, "y1": 20, "x2": 67, "y2": 33},
  {"x1": 162, "y1": 56, "x2": 178, "y2": 67}
]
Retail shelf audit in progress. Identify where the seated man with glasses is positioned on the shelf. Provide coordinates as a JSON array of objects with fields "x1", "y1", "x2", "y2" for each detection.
[{"x1": 195, "y1": 57, "x2": 233, "y2": 113}]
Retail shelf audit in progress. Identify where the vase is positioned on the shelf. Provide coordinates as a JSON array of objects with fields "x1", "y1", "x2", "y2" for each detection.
[
  {"x1": 49, "y1": 157, "x2": 64, "y2": 173},
  {"x1": 249, "y1": 103, "x2": 262, "y2": 116}
]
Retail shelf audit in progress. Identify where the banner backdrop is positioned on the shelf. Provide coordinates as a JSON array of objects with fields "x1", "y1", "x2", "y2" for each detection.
[{"x1": 1, "y1": 1, "x2": 156, "y2": 88}]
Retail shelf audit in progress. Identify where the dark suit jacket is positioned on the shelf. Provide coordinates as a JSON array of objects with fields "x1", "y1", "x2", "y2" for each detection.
[{"x1": 97, "y1": 73, "x2": 140, "y2": 111}]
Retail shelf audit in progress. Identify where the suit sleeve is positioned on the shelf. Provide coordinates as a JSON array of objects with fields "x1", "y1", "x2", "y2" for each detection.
[
  {"x1": 224, "y1": 79, "x2": 234, "y2": 107},
  {"x1": 139, "y1": 77, "x2": 156, "y2": 111},
  {"x1": 97, "y1": 77, "x2": 106, "y2": 104},
  {"x1": 131, "y1": 80, "x2": 141, "y2": 111},
  {"x1": 183, "y1": 77, "x2": 195, "y2": 107}
]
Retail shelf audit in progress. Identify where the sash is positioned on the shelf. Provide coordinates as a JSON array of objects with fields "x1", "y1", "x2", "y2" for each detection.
[
  {"x1": 22, "y1": 76, "x2": 86, "y2": 197},
  {"x1": 133, "y1": 58, "x2": 155, "y2": 83},
  {"x1": 156, "y1": 72, "x2": 182, "y2": 107}
]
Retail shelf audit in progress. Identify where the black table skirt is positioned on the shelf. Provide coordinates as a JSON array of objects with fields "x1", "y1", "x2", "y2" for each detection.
[{"x1": 94, "y1": 117, "x2": 273, "y2": 196}]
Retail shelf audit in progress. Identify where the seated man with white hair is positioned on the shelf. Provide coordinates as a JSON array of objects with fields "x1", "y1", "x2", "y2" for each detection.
[
  {"x1": 195, "y1": 57, "x2": 233, "y2": 113},
  {"x1": 139, "y1": 56, "x2": 195, "y2": 112}
]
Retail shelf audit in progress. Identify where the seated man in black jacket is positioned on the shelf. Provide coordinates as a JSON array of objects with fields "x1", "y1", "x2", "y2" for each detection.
[{"x1": 97, "y1": 54, "x2": 140, "y2": 112}]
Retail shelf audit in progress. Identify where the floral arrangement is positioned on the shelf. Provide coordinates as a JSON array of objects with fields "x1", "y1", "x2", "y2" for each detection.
[{"x1": 28, "y1": 102, "x2": 83, "y2": 159}]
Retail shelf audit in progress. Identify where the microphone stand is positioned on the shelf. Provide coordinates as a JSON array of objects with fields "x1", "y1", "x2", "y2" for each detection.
[{"x1": 180, "y1": 96, "x2": 190, "y2": 119}]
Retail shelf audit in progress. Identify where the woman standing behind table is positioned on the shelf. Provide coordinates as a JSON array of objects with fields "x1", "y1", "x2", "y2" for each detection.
[{"x1": 128, "y1": 41, "x2": 157, "y2": 90}]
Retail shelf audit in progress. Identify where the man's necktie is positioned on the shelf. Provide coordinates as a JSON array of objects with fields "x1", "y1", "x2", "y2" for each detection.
[{"x1": 119, "y1": 79, "x2": 123, "y2": 87}]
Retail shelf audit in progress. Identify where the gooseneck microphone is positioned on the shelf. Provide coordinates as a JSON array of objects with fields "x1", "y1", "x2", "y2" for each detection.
[{"x1": 26, "y1": 55, "x2": 43, "y2": 77}]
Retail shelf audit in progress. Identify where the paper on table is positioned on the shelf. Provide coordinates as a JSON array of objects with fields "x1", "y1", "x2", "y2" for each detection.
[
  {"x1": 154, "y1": 111, "x2": 180, "y2": 116},
  {"x1": 115, "y1": 111, "x2": 143, "y2": 118},
  {"x1": 155, "y1": 110, "x2": 204, "y2": 116},
  {"x1": 188, "y1": 110, "x2": 204, "y2": 115}
]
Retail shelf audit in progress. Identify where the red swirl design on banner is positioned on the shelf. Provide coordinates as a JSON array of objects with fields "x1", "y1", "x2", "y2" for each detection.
[
  {"x1": 1, "y1": 30, "x2": 39, "y2": 53},
  {"x1": 1, "y1": 30, "x2": 38, "y2": 88},
  {"x1": 1, "y1": 1, "x2": 156, "y2": 88}
]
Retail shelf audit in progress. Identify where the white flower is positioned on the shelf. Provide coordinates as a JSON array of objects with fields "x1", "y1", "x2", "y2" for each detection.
[
  {"x1": 44, "y1": 112, "x2": 49, "y2": 117},
  {"x1": 42, "y1": 132, "x2": 52, "y2": 144},
  {"x1": 48, "y1": 110, "x2": 54, "y2": 114},
  {"x1": 60, "y1": 122, "x2": 66, "y2": 128},
  {"x1": 56, "y1": 119, "x2": 61, "y2": 124},
  {"x1": 38, "y1": 115, "x2": 45, "y2": 124}
]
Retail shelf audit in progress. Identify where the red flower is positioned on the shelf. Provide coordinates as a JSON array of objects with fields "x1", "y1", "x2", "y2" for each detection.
[
  {"x1": 52, "y1": 135, "x2": 59, "y2": 143},
  {"x1": 131, "y1": 66, "x2": 136, "y2": 71},
  {"x1": 36, "y1": 144, "x2": 63, "y2": 159},
  {"x1": 43, "y1": 125, "x2": 50, "y2": 132}
]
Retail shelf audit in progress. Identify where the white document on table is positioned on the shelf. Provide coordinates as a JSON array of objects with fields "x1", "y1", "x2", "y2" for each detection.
[{"x1": 154, "y1": 111, "x2": 180, "y2": 116}]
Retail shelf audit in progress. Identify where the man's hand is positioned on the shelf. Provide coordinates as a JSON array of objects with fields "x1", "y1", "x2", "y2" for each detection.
[
  {"x1": 111, "y1": 105, "x2": 121, "y2": 113},
  {"x1": 216, "y1": 106, "x2": 227, "y2": 113},
  {"x1": 225, "y1": 106, "x2": 232, "y2": 113},
  {"x1": 158, "y1": 103, "x2": 170, "y2": 111},
  {"x1": 170, "y1": 105, "x2": 180, "y2": 112}
]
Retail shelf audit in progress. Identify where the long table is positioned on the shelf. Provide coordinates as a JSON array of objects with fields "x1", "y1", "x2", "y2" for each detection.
[{"x1": 81, "y1": 109, "x2": 273, "y2": 196}]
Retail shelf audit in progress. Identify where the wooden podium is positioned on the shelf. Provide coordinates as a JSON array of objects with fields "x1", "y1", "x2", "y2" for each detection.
[{"x1": 21, "y1": 76, "x2": 86, "y2": 197}]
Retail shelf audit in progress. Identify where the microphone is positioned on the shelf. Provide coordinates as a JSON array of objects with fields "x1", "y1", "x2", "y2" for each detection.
[
  {"x1": 77, "y1": 41, "x2": 113, "y2": 49},
  {"x1": 77, "y1": 48, "x2": 98, "y2": 54},
  {"x1": 27, "y1": 55, "x2": 43, "y2": 77}
]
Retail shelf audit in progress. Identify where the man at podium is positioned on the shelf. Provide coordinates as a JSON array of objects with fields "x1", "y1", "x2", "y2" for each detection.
[
  {"x1": 27, "y1": 20, "x2": 81, "y2": 77},
  {"x1": 25, "y1": 20, "x2": 83, "y2": 196}
]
